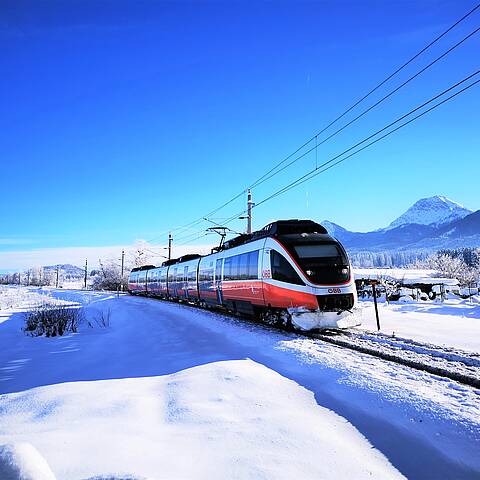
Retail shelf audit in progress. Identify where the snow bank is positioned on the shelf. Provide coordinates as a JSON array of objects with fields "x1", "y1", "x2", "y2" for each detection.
[
  {"x1": 0, "y1": 360, "x2": 402, "y2": 480},
  {"x1": 0, "y1": 443, "x2": 55, "y2": 480}
]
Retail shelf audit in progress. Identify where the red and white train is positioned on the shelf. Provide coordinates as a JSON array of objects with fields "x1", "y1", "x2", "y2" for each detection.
[{"x1": 128, "y1": 220, "x2": 359, "y2": 330}]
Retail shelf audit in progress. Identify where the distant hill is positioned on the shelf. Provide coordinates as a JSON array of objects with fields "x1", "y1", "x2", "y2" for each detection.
[{"x1": 43, "y1": 264, "x2": 84, "y2": 280}]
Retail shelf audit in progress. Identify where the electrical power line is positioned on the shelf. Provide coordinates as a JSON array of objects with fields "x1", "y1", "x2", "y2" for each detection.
[
  {"x1": 247, "y1": 24, "x2": 480, "y2": 191},
  {"x1": 247, "y1": 2, "x2": 480, "y2": 191},
  {"x1": 166, "y1": 70, "x2": 479, "y2": 247},
  {"x1": 253, "y1": 73, "x2": 480, "y2": 209},
  {"x1": 146, "y1": 3, "x2": 479, "y2": 245}
]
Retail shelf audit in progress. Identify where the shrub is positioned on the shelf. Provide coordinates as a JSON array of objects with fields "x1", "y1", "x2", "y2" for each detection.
[
  {"x1": 24, "y1": 303, "x2": 83, "y2": 337},
  {"x1": 85, "y1": 307, "x2": 111, "y2": 328}
]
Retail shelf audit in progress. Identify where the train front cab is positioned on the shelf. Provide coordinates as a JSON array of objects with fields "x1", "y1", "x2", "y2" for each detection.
[{"x1": 261, "y1": 235, "x2": 359, "y2": 330}]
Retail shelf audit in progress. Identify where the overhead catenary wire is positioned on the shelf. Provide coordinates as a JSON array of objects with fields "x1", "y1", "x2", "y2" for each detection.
[
  {"x1": 247, "y1": 2, "x2": 480, "y2": 190},
  {"x1": 248, "y1": 24, "x2": 480, "y2": 191},
  {"x1": 175, "y1": 232, "x2": 211, "y2": 247},
  {"x1": 166, "y1": 70, "x2": 480, "y2": 247},
  {"x1": 203, "y1": 217, "x2": 243, "y2": 236},
  {"x1": 253, "y1": 73, "x2": 480, "y2": 209},
  {"x1": 171, "y1": 209, "x2": 248, "y2": 248},
  {"x1": 146, "y1": 3, "x2": 479, "y2": 245}
]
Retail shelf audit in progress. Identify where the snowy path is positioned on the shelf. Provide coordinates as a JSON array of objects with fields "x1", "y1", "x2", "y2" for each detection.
[{"x1": 0, "y1": 290, "x2": 479, "y2": 479}]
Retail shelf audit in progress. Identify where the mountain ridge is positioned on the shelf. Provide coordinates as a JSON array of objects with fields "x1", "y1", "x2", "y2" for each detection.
[
  {"x1": 321, "y1": 196, "x2": 479, "y2": 253},
  {"x1": 385, "y1": 195, "x2": 472, "y2": 230}
]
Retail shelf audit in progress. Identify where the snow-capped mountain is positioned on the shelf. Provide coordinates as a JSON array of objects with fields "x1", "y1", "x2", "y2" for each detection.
[
  {"x1": 321, "y1": 196, "x2": 479, "y2": 255},
  {"x1": 386, "y1": 195, "x2": 472, "y2": 230}
]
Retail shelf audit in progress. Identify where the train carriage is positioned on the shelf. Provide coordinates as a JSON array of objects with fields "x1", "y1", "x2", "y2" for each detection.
[{"x1": 128, "y1": 220, "x2": 359, "y2": 330}]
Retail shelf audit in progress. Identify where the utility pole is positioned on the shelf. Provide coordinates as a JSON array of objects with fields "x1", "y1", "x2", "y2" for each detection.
[
  {"x1": 84, "y1": 259, "x2": 88, "y2": 289},
  {"x1": 121, "y1": 249, "x2": 125, "y2": 291},
  {"x1": 247, "y1": 189, "x2": 253, "y2": 234},
  {"x1": 372, "y1": 281, "x2": 381, "y2": 331},
  {"x1": 168, "y1": 233, "x2": 173, "y2": 260},
  {"x1": 55, "y1": 265, "x2": 59, "y2": 288}
]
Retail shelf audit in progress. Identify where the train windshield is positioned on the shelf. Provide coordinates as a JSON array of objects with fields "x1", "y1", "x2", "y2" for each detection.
[
  {"x1": 290, "y1": 242, "x2": 350, "y2": 284},
  {"x1": 293, "y1": 244, "x2": 342, "y2": 259}
]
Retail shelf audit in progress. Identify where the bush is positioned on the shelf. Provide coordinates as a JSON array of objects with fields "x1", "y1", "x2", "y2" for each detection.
[
  {"x1": 85, "y1": 307, "x2": 111, "y2": 328},
  {"x1": 24, "y1": 304, "x2": 83, "y2": 337}
]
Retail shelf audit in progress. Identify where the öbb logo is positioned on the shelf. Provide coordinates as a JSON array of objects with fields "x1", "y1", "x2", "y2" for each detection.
[{"x1": 328, "y1": 288, "x2": 341, "y2": 294}]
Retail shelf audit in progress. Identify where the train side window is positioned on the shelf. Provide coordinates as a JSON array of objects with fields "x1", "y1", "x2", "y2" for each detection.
[
  {"x1": 231, "y1": 255, "x2": 240, "y2": 280},
  {"x1": 207, "y1": 268, "x2": 214, "y2": 281},
  {"x1": 270, "y1": 250, "x2": 304, "y2": 285},
  {"x1": 248, "y1": 250, "x2": 259, "y2": 279},
  {"x1": 238, "y1": 253, "x2": 249, "y2": 280},
  {"x1": 224, "y1": 257, "x2": 232, "y2": 280}
]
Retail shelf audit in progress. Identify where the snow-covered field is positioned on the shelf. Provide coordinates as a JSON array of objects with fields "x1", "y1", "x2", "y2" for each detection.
[
  {"x1": 0, "y1": 286, "x2": 70, "y2": 311},
  {"x1": 357, "y1": 297, "x2": 480, "y2": 352},
  {"x1": 0, "y1": 287, "x2": 479, "y2": 479}
]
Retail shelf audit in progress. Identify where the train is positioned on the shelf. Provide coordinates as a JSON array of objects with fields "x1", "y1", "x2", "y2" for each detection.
[{"x1": 128, "y1": 219, "x2": 360, "y2": 330}]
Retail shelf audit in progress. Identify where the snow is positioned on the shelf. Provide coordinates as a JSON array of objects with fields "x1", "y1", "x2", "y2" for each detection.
[
  {"x1": 0, "y1": 443, "x2": 56, "y2": 480},
  {"x1": 357, "y1": 297, "x2": 480, "y2": 353},
  {"x1": 0, "y1": 288, "x2": 479, "y2": 479},
  {"x1": 0, "y1": 286, "x2": 72, "y2": 312},
  {"x1": 0, "y1": 361, "x2": 402, "y2": 480}
]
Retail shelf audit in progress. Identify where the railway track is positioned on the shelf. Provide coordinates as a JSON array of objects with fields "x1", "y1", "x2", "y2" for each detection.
[{"x1": 307, "y1": 329, "x2": 480, "y2": 389}]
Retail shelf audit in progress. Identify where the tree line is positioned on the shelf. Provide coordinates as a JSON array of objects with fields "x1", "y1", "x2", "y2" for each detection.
[{"x1": 0, "y1": 241, "x2": 154, "y2": 290}]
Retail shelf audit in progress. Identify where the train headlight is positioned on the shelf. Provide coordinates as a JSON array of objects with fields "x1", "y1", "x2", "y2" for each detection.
[
  {"x1": 306, "y1": 270, "x2": 313, "y2": 276},
  {"x1": 341, "y1": 268, "x2": 349, "y2": 275}
]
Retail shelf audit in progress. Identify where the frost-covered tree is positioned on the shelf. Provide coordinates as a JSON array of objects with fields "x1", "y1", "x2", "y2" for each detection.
[
  {"x1": 92, "y1": 259, "x2": 123, "y2": 291},
  {"x1": 419, "y1": 253, "x2": 478, "y2": 286},
  {"x1": 91, "y1": 241, "x2": 156, "y2": 291},
  {"x1": 29, "y1": 267, "x2": 46, "y2": 286}
]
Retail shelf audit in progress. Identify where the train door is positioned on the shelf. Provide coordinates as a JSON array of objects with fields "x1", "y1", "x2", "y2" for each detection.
[
  {"x1": 171, "y1": 267, "x2": 178, "y2": 297},
  {"x1": 215, "y1": 258, "x2": 223, "y2": 305},
  {"x1": 260, "y1": 239, "x2": 270, "y2": 307},
  {"x1": 184, "y1": 265, "x2": 189, "y2": 299}
]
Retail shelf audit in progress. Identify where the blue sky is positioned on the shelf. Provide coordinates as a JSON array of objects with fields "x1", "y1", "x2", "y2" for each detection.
[{"x1": 1, "y1": 0, "x2": 479, "y2": 264}]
